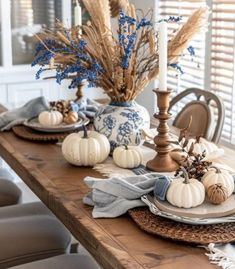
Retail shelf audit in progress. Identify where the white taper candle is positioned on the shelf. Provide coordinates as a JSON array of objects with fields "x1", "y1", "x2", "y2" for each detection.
[
  {"x1": 74, "y1": 0, "x2": 82, "y2": 26},
  {"x1": 158, "y1": 21, "x2": 168, "y2": 91}
]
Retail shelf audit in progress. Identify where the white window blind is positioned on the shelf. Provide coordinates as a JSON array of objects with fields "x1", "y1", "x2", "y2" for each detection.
[
  {"x1": 210, "y1": 0, "x2": 235, "y2": 144},
  {"x1": 158, "y1": 0, "x2": 206, "y2": 117},
  {"x1": 158, "y1": 0, "x2": 235, "y2": 145},
  {"x1": 0, "y1": 7, "x2": 2, "y2": 66}
]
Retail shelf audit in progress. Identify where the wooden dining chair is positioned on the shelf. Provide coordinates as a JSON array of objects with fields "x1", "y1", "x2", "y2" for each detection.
[{"x1": 169, "y1": 88, "x2": 225, "y2": 143}]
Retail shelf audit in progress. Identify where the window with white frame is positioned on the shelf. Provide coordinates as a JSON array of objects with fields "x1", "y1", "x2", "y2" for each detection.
[
  {"x1": 158, "y1": 0, "x2": 235, "y2": 146},
  {"x1": 11, "y1": 0, "x2": 63, "y2": 65},
  {"x1": 0, "y1": 0, "x2": 72, "y2": 68},
  {"x1": 0, "y1": 5, "x2": 2, "y2": 66}
]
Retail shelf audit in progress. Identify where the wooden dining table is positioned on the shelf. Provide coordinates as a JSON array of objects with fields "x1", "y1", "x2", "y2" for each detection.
[{"x1": 0, "y1": 104, "x2": 232, "y2": 269}]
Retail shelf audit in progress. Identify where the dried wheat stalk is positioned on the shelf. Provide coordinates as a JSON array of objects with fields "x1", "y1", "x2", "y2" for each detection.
[{"x1": 109, "y1": 0, "x2": 130, "y2": 17}]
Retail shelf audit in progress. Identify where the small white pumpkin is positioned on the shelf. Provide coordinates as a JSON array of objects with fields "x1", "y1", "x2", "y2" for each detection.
[
  {"x1": 38, "y1": 110, "x2": 63, "y2": 126},
  {"x1": 113, "y1": 145, "x2": 142, "y2": 169},
  {"x1": 193, "y1": 138, "x2": 218, "y2": 155},
  {"x1": 166, "y1": 167, "x2": 205, "y2": 208},
  {"x1": 184, "y1": 137, "x2": 218, "y2": 156},
  {"x1": 62, "y1": 126, "x2": 110, "y2": 166},
  {"x1": 202, "y1": 166, "x2": 234, "y2": 196}
]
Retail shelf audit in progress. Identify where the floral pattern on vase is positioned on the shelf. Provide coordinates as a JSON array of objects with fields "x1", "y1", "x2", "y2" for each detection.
[{"x1": 93, "y1": 101, "x2": 150, "y2": 150}]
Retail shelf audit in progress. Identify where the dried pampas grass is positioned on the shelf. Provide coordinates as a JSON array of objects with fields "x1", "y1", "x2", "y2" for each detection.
[{"x1": 168, "y1": 7, "x2": 210, "y2": 64}]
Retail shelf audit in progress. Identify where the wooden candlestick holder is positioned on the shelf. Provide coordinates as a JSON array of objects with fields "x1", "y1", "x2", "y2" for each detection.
[{"x1": 146, "y1": 89, "x2": 179, "y2": 172}]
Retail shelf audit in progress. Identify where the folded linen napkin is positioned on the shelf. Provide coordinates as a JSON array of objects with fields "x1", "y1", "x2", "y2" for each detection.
[
  {"x1": 0, "y1": 96, "x2": 49, "y2": 131},
  {"x1": 74, "y1": 98, "x2": 100, "y2": 120},
  {"x1": 83, "y1": 173, "x2": 166, "y2": 218}
]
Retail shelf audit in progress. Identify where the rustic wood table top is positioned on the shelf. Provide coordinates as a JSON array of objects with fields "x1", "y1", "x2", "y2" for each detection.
[{"x1": 0, "y1": 105, "x2": 225, "y2": 269}]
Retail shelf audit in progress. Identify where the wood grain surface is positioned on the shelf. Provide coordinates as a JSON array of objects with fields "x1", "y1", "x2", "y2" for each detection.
[{"x1": 0, "y1": 105, "x2": 220, "y2": 269}]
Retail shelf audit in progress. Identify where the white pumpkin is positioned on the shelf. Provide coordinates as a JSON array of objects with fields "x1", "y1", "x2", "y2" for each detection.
[
  {"x1": 62, "y1": 126, "x2": 110, "y2": 166},
  {"x1": 193, "y1": 139, "x2": 218, "y2": 155},
  {"x1": 38, "y1": 110, "x2": 63, "y2": 126},
  {"x1": 113, "y1": 145, "x2": 142, "y2": 169},
  {"x1": 184, "y1": 137, "x2": 218, "y2": 156},
  {"x1": 166, "y1": 167, "x2": 205, "y2": 208},
  {"x1": 202, "y1": 166, "x2": 234, "y2": 196}
]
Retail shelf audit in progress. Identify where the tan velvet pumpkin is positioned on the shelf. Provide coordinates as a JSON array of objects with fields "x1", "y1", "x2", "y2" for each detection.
[{"x1": 207, "y1": 183, "x2": 228, "y2": 205}]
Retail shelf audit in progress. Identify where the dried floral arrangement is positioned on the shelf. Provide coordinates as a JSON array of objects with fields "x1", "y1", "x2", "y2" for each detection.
[
  {"x1": 32, "y1": 0, "x2": 209, "y2": 102},
  {"x1": 173, "y1": 123, "x2": 212, "y2": 180}
]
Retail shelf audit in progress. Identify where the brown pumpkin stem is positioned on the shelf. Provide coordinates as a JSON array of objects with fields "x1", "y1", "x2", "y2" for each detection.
[
  {"x1": 124, "y1": 144, "x2": 128, "y2": 150},
  {"x1": 210, "y1": 166, "x2": 221, "y2": 174},
  {"x1": 82, "y1": 125, "x2": 88, "y2": 138},
  {"x1": 180, "y1": 166, "x2": 190, "y2": 184},
  {"x1": 196, "y1": 135, "x2": 201, "y2": 143},
  {"x1": 213, "y1": 183, "x2": 223, "y2": 189}
]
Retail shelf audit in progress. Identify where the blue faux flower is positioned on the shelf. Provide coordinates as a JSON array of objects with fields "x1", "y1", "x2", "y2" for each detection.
[
  {"x1": 33, "y1": 33, "x2": 103, "y2": 88},
  {"x1": 118, "y1": 10, "x2": 151, "y2": 69},
  {"x1": 187, "y1": 45, "x2": 195, "y2": 56},
  {"x1": 137, "y1": 18, "x2": 152, "y2": 30},
  {"x1": 168, "y1": 63, "x2": 184, "y2": 74}
]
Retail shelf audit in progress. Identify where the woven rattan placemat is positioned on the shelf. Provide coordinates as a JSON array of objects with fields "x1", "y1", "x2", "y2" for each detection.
[
  {"x1": 12, "y1": 125, "x2": 76, "y2": 142},
  {"x1": 128, "y1": 207, "x2": 235, "y2": 245}
]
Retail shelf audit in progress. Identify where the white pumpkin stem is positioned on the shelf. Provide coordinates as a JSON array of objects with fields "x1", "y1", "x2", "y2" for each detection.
[
  {"x1": 180, "y1": 166, "x2": 190, "y2": 184},
  {"x1": 82, "y1": 125, "x2": 88, "y2": 138},
  {"x1": 210, "y1": 166, "x2": 221, "y2": 174}
]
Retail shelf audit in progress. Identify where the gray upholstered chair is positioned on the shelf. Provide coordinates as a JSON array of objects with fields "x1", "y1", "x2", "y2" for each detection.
[
  {"x1": 169, "y1": 88, "x2": 225, "y2": 143},
  {"x1": 0, "y1": 168, "x2": 71, "y2": 269},
  {"x1": 8, "y1": 254, "x2": 99, "y2": 269},
  {"x1": 0, "y1": 202, "x2": 71, "y2": 269},
  {"x1": 0, "y1": 168, "x2": 22, "y2": 206}
]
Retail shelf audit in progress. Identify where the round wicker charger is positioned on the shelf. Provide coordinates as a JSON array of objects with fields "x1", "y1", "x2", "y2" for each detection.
[
  {"x1": 12, "y1": 125, "x2": 76, "y2": 142},
  {"x1": 128, "y1": 207, "x2": 235, "y2": 245}
]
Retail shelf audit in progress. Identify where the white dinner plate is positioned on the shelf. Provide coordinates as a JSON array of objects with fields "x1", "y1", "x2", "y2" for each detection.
[
  {"x1": 24, "y1": 117, "x2": 89, "y2": 133},
  {"x1": 153, "y1": 195, "x2": 235, "y2": 219},
  {"x1": 142, "y1": 195, "x2": 235, "y2": 225}
]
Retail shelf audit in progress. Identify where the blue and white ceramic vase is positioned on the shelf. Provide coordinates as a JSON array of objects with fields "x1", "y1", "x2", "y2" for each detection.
[{"x1": 93, "y1": 101, "x2": 150, "y2": 151}]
